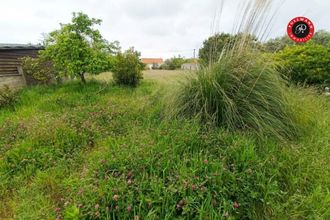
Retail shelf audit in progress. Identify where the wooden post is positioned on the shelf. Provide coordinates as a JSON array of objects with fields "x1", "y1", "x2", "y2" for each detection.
[{"x1": 17, "y1": 66, "x2": 27, "y2": 86}]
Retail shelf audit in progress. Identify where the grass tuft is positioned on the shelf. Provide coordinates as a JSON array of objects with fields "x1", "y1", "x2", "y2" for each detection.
[
  {"x1": 171, "y1": 49, "x2": 298, "y2": 140},
  {"x1": 170, "y1": 0, "x2": 298, "y2": 140}
]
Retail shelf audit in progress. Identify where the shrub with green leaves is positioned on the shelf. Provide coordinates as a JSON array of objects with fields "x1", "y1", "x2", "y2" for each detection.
[
  {"x1": 161, "y1": 56, "x2": 187, "y2": 70},
  {"x1": 276, "y1": 42, "x2": 330, "y2": 86},
  {"x1": 171, "y1": 48, "x2": 298, "y2": 140},
  {"x1": 112, "y1": 48, "x2": 144, "y2": 87},
  {"x1": 21, "y1": 56, "x2": 57, "y2": 85},
  {"x1": 0, "y1": 85, "x2": 18, "y2": 109}
]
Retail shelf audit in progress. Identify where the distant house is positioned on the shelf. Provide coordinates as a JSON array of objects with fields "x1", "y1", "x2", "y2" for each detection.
[
  {"x1": 141, "y1": 58, "x2": 164, "y2": 70},
  {"x1": 0, "y1": 44, "x2": 43, "y2": 89},
  {"x1": 181, "y1": 59, "x2": 199, "y2": 71}
]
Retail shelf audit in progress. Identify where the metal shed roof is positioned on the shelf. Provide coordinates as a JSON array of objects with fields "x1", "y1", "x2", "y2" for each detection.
[{"x1": 0, "y1": 43, "x2": 44, "y2": 50}]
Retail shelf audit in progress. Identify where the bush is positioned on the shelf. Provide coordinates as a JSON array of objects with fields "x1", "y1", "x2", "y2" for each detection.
[
  {"x1": 276, "y1": 42, "x2": 330, "y2": 86},
  {"x1": 171, "y1": 48, "x2": 298, "y2": 140},
  {"x1": 161, "y1": 56, "x2": 186, "y2": 70},
  {"x1": 0, "y1": 85, "x2": 18, "y2": 109},
  {"x1": 21, "y1": 56, "x2": 57, "y2": 85},
  {"x1": 112, "y1": 49, "x2": 144, "y2": 87}
]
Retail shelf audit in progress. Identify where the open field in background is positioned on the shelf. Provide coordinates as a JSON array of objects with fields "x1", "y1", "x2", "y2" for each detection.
[
  {"x1": 0, "y1": 71, "x2": 329, "y2": 219},
  {"x1": 93, "y1": 70, "x2": 188, "y2": 85}
]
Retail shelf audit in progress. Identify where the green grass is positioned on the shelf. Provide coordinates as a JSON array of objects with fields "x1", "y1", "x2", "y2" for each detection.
[
  {"x1": 170, "y1": 49, "x2": 299, "y2": 141},
  {"x1": 0, "y1": 75, "x2": 329, "y2": 219}
]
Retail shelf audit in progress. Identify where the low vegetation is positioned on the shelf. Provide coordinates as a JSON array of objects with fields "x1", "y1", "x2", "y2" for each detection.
[
  {"x1": 0, "y1": 85, "x2": 18, "y2": 109},
  {"x1": 0, "y1": 74, "x2": 329, "y2": 219}
]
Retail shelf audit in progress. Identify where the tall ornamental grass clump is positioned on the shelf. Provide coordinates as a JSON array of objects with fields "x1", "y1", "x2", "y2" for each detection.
[
  {"x1": 173, "y1": 50, "x2": 297, "y2": 140},
  {"x1": 172, "y1": 0, "x2": 298, "y2": 140}
]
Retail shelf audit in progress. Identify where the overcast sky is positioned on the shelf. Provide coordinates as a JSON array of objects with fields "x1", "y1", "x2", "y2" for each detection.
[{"x1": 0, "y1": 0, "x2": 329, "y2": 58}]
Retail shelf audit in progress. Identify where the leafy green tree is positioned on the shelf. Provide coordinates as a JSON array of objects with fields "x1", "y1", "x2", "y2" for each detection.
[
  {"x1": 199, "y1": 33, "x2": 232, "y2": 66},
  {"x1": 276, "y1": 42, "x2": 330, "y2": 85},
  {"x1": 42, "y1": 12, "x2": 111, "y2": 84},
  {"x1": 263, "y1": 30, "x2": 330, "y2": 52},
  {"x1": 112, "y1": 48, "x2": 144, "y2": 87},
  {"x1": 313, "y1": 30, "x2": 330, "y2": 46},
  {"x1": 262, "y1": 36, "x2": 295, "y2": 52},
  {"x1": 199, "y1": 33, "x2": 259, "y2": 65}
]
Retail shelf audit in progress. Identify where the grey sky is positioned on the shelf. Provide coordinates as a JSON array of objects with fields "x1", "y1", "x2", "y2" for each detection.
[{"x1": 0, "y1": 0, "x2": 329, "y2": 58}]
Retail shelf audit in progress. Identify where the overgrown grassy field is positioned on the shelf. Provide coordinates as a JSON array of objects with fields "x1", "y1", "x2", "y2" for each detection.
[
  {"x1": 94, "y1": 70, "x2": 186, "y2": 85},
  {"x1": 0, "y1": 70, "x2": 329, "y2": 219}
]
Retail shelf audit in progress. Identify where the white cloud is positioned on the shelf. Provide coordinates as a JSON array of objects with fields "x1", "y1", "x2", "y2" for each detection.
[{"x1": 0, "y1": 0, "x2": 329, "y2": 58}]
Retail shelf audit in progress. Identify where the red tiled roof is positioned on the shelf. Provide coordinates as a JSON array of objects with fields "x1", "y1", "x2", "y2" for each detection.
[{"x1": 141, "y1": 58, "x2": 164, "y2": 64}]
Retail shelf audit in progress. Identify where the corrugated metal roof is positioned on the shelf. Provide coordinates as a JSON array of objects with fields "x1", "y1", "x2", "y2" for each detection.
[{"x1": 0, "y1": 43, "x2": 44, "y2": 50}]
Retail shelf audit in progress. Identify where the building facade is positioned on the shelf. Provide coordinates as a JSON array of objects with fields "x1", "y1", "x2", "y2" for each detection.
[{"x1": 0, "y1": 44, "x2": 43, "y2": 89}]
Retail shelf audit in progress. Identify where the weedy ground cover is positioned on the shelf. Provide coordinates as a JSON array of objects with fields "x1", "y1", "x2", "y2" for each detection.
[{"x1": 0, "y1": 75, "x2": 329, "y2": 219}]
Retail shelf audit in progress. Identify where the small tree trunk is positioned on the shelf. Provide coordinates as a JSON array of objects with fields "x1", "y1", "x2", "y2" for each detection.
[{"x1": 79, "y1": 73, "x2": 86, "y2": 84}]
